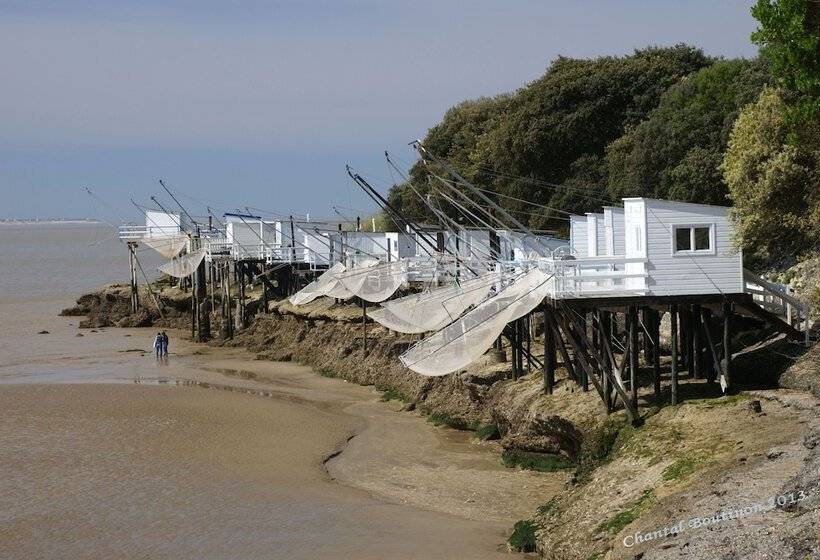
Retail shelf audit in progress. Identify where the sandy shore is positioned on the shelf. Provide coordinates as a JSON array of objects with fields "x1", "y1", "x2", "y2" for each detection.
[{"x1": 0, "y1": 319, "x2": 564, "y2": 559}]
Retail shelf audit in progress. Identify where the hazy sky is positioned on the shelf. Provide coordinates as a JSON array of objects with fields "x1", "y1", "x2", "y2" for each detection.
[{"x1": 0, "y1": 0, "x2": 760, "y2": 222}]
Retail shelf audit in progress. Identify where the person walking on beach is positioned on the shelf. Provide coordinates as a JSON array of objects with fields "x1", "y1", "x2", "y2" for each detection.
[
  {"x1": 161, "y1": 331, "x2": 169, "y2": 356},
  {"x1": 153, "y1": 332, "x2": 163, "y2": 358}
]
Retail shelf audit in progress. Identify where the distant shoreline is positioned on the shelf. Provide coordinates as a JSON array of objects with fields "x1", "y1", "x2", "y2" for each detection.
[{"x1": 0, "y1": 219, "x2": 103, "y2": 225}]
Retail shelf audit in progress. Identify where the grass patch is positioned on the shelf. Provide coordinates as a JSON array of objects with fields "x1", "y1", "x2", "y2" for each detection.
[
  {"x1": 507, "y1": 520, "x2": 538, "y2": 553},
  {"x1": 502, "y1": 449, "x2": 574, "y2": 473},
  {"x1": 596, "y1": 489, "x2": 654, "y2": 534},
  {"x1": 574, "y1": 414, "x2": 629, "y2": 482},
  {"x1": 695, "y1": 393, "x2": 749, "y2": 408},
  {"x1": 536, "y1": 497, "x2": 559, "y2": 518},
  {"x1": 662, "y1": 454, "x2": 703, "y2": 481},
  {"x1": 317, "y1": 368, "x2": 337, "y2": 378},
  {"x1": 474, "y1": 424, "x2": 500, "y2": 441},
  {"x1": 380, "y1": 388, "x2": 408, "y2": 402},
  {"x1": 428, "y1": 412, "x2": 473, "y2": 431}
]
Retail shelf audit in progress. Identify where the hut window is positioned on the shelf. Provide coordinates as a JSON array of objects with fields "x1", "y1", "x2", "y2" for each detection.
[
  {"x1": 694, "y1": 227, "x2": 710, "y2": 250},
  {"x1": 673, "y1": 225, "x2": 713, "y2": 254},
  {"x1": 675, "y1": 228, "x2": 691, "y2": 251}
]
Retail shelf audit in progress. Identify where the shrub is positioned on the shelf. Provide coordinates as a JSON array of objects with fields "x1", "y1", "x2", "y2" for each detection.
[
  {"x1": 380, "y1": 388, "x2": 408, "y2": 402},
  {"x1": 502, "y1": 449, "x2": 574, "y2": 472},
  {"x1": 474, "y1": 424, "x2": 500, "y2": 440},
  {"x1": 428, "y1": 412, "x2": 471, "y2": 430},
  {"x1": 507, "y1": 520, "x2": 538, "y2": 553}
]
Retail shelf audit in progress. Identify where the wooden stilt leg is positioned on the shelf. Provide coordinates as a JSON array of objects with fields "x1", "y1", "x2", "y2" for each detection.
[
  {"x1": 362, "y1": 298, "x2": 367, "y2": 356},
  {"x1": 543, "y1": 307, "x2": 555, "y2": 395},
  {"x1": 559, "y1": 310, "x2": 637, "y2": 424},
  {"x1": 548, "y1": 314, "x2": 578, "y2": 384},
  {"x1": 702, "y1": 308, "x2": 716, "y2": 383},
  {"x1": 652, "y1": 309, "x2": 661, "y2": 400},
  {"x1": 526, "y1": 314, "x2": 532, "y2": 372},
  {"x1": 628, "y1": 306, "x2": 639, "y2": 406},
  {"x1": 595, "y1": 312, "x2": 611, "y2": 413},
  {"x1": 723, "y1": 301, "x2": 733, "y2": 393},
  {"x1": 670, "y1": 304, "x2": 679, "y2": 405},
  {"x1": 580, "y1": 313, "x2": 589, "y2": 392},
  {"x1": 692, "y1": 304, "x2": 702, "y2": 380}
]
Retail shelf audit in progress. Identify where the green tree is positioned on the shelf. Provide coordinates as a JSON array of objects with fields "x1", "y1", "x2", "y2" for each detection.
[
  {"x1": 387, "y1": 95, "x2": 511, "y2": 226},
  {"x1": 390, "y1": 45, "x2": 711, "y2": 231},
  {"x1": 722, "y1": 87, "x2": 819, "y2": 265},
  {"x1": 606, "y1": 59, "x2": 770, "y2": 204},
  {"x1": 751, "y1": 0, "x2": 820, "y2": 122}
]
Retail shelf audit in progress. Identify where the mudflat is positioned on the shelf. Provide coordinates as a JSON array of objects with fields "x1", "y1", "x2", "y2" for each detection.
[
  {"x1": 0, "y1": 382, "x2": 516, "y2": 559},
  {"x1": 0, "y1": 315, "x2": 565, "y2": 559}
]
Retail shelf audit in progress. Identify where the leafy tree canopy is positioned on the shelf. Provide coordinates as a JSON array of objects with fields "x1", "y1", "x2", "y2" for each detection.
[
  {"x1": 722, "y1": 87, "x2": 820, "y2": 266},
  {"x1": 389, "y1": 45, "x2": 712, "y2": 232},
  {"x1": 751, "y1": 0, "x2": 820, "y2": 122},
  {"x1": 606, "y1": 59, "x2": 770, "y2": 205}
]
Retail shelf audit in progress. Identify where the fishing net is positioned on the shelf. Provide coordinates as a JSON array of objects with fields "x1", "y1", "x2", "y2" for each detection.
[
  {"x1": 337, "y1": 260, "x2": 410, "y2": 303},
  {"x1": 289, "y1": 262, "x2": 347, "y2": 305},
  {"x1": 324, "y1": 278, "x2": 355, "y2": 300},
  {"x1": 158, "y1": 248, "x2": 206, "y2": 278},
  {"x1": 399, "y1": 267, "x2": 553, "y2": 376},
  {"x1": 369, "y1": 272, "x2": 499, "y2": 333},
  {"x1": 142, "y1": 234, "x2": 188, "y2": 259}
]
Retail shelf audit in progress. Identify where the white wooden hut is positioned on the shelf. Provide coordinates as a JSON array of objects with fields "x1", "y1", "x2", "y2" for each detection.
[
  {"x1": 327, "y1": 231, "x2": 411, "y2": 266},
  {"x1": 623, "y1": 198, "x2": 743, "y2": 296},
  {"x1": 564, "y1": 198, "x2": 743, "y2": 297},
  {"x1": 224, "y1": 213, "x2": 276, "y2": 260},
  {"x1": 144, "y1": 210, "x2": 188, "y2": 237}
]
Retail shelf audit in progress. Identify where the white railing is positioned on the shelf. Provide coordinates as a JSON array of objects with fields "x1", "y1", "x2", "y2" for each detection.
[
  {"x1": 548, "y1": 256, "x2": 648, "y2": 299},
  {"x1": 118, "y1": 225, "x2": 149, "y2": 240},
  {"x1": 203, "y1": 237, "x2": 231, "y2": 261},
  {"x1": 744, "y1": 269, "x2": 811, "y2": 339},
  {"x1": 118, "y1": 225, "x2": 184, "y2": 240}
]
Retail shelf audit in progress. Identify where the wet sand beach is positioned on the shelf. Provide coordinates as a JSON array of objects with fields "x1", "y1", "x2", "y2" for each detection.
[
  {"x1": 0, "y1": 383, "x2": 514, "y2": 560},
  {"x1": 0, "y1": 330, "x2": 535, "y2": 559}
]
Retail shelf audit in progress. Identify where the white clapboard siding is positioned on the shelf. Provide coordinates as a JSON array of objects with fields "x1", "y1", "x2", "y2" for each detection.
[
  {"x1": 296, "y1": 225, "x2": 331, "y2": 265},
  {"x1": 225, "y1": 214, "x2": 272, "y2": 259},
  {"x1": 145, "y1": 210, "x2": 186, "y2": 237},
  {"x1": 586, "y1": 213, "x2": 606, "y2": 257},
  {"x1": 384, "y1": 232, "x2": 417, "y2": 261},
  {"x1": 628, "y1": 198, "x2": 744, "y2": 296},
  {"x1": 570, "y1": 215, "x2": 588, "y2": 257},
  {"x1": 603, "y1": 207, "x2": 625, "y2": 256}
]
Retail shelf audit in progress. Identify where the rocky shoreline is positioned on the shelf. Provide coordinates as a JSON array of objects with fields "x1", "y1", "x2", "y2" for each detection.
[{"x1": 62, "y1": 284, "x2": 820, "y2": 559}]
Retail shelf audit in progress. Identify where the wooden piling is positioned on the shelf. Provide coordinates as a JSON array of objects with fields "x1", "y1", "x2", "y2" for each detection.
[
  {"x1": 543, "y1": 307, "x2": 555, "y2": 395},
  {"x1": 670, "y1": 304, "x2": 679, "y2": 405},
  {"x1": 628, "y1": 306, "x2": 639, "y2": 406},
  {"x1": 723, "y1": 300, "x2": 733, "y2": 393},
  {"x1": 578, "y1": 313, "x2": 589, "y2": 392},
  {"x1": 127, "y1": 241, "x2": 139, "y2": 314},
  {"x1": 362, "y1": 298, "x2": 367, "y2": 356},
  {"x1": 702, "y1": 308, "x2": 716, "y2": 383},
  {"x1": 692, "y1": 303, "x2": 702, "y2": 380},
  {"x1": 651, "y1": 309, "x2": 661, "y2": 400}
]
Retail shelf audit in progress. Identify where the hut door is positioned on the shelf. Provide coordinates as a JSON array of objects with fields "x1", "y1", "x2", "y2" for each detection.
[{"x1": 624, "y1": 201, "x2": 647, "y2": 291}]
